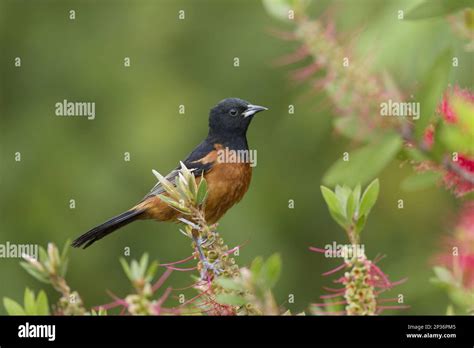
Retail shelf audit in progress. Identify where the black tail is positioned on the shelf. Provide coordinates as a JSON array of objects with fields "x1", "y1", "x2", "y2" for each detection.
[{"x1": 71, "y1": 209, "x2": 144, "y2": 249}]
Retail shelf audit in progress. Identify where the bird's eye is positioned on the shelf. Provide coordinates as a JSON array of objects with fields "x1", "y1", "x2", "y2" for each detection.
[{"x1": 229, "y1": 109, "x2": 238, "y2": 116}]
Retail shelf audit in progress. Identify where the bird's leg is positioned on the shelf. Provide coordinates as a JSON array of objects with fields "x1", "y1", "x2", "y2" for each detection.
[{"x1": 192, "y1": 230, "x2": 222, "y2": 279}]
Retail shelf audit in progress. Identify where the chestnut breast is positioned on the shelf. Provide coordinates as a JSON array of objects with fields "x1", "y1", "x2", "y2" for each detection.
[{"x1": 203, "y1": 161, "x2": 252, "y2": 223}]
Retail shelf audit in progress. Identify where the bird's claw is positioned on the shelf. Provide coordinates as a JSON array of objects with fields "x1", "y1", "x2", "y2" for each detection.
[
  {"x1": 200, "y1": 259, "x2": 223, "y2": 279},
  {"x1": 194, "y1": 237, "x2": 222, "y2": 279},
  {"x1": 178, "y1": 217, "x2": 201, "y2": 231},
  {"x1": 200, "y1": 236, "x2": 216, "y2": 248}
]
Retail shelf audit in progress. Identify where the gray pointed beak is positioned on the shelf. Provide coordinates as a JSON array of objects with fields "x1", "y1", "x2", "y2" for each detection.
[{"x1": 243, "y1": 104, "x2": 268, "y2": 118}]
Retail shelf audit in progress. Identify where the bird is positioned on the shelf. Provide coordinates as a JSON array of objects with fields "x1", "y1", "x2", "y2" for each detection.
[{"x1": 71, "y1": 98, "x2": 268, "y2": 250}]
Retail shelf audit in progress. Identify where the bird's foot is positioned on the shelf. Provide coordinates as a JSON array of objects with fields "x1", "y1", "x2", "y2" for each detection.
[
  {"x1": 200, "y1": 259, "x2": 223, "y2": 280},
  {"x1": 178, "y1": 218, "x2": 201, "y2": 231},
  {"x1": 194, "y1": 236, "x2": 222, "y2": 280}
]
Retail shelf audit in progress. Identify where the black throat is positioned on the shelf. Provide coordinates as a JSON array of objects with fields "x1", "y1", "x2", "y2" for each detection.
[{"x1": 206, "y1": 130, "x2": 249, "y2": 151}]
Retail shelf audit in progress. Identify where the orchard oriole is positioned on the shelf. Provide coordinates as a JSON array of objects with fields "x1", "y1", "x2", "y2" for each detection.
[{"x1": 71, "y1": 98, "x2": 267, "y2": 249}]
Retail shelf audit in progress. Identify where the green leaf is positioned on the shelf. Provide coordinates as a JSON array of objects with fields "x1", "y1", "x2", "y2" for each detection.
[
  {"x1": 262, "y1": 0, "x2": 308, "y2": 21},
  {"x1": 175, "y1": 173, "x2": 193, "y2": 200},
  {"x1": 335, "y1": 185, "x2": 351, "y2": 218},
  {"x1": 355, "y1": 214, "x2": 367, "y2": 235},
  {"x1": 130, "y1": 260, "x2": 140, "y2": 280},
  {"x1": 3, "y1": 297, "x2": 26, "y2": 315},
  {"x1": 414, "y1": 49, "x2": 452, "y2": 139},
  {"x1": 261, "y1": 253, "x2": 282, "y2": 289},
  {"x1": 215, "y1": 278, "x2": 245, "y2": 292},
  {"x1": 320, "y1": 186, "x2": 348, "y2": 229},
  {"x1": 158, "y1": 194, "x2": 178, "y2": 207},
  {"x1": 346, "y1": 189, "x2": 357, "y2": 222},
  {"x1": 433, "y1": 266, "x2": 455, "y2": 284},
  {"x1": 352, "y1": 184, "x2": 361, "y2": 207},
  {"x1": 158, "y1": 194, "x2": 191, "y2": 214},
  {"x1": 145, "y1": 261, "x2": 159, "y2": 282},
  {"x1": 250, "y1": 256, "x2": 264, "y2": 280},
  {"x1": 215, "y1": 294, "x2": 247, "y2": 306},
  {"x1": 61, "y1": 240, "x2": 70, "y2": 262},
  {"x1": 187, "y1": 174, "x2": 197, "y2": 200},
  {"x1": 60, "y1": 240, "x2": 70, "y2": 276},
  {"x1": 401, "y1": 171, "x2": 441, "y2": 191},
  {"x1": 405, "y1": 0, "x2": 472, "y2": 20},
  {"x1": 139, "y1": 253, "x2": 149, "y2": 274},
  {"x1": 91, "y1": 308, "x2": 108, "y2": 316},
  {"x1": 24, "y1": 288, "x2": 36, "y2": 315},
  {"x1": 323, "y1": 132, "x2": 402, "y2": 187},
  {"x1": 446, "y1": 305, "x2": 455, "y2": 315},
  {"x1": 359, "y1": 179, "x2": 380, "y2": 219},
  {"x1": 59, "y1": 259, "x2": 69, "y2": 279},
  {"x1": 38, "y1": 247, "x2": 48, "y2": 264},
  {"x1": 36, "y1": 291, "x2": 50, "y2": 315},
  {"x1": 119, "y1": 258, "x2": 133, "y2": 281},
  {"x1": 196, "y1": 178, "x2": 208, "y2": 205},
  {"x1": 152, "y1": 169, "x2": 175, "y2": 193},
  {"x1": 20, "y1": 262, "x2": 49, "y2": 284},
  {"x1": 262, "y1": 0, "x2": 290, "y2": 21},
  {"x1": 324, "y1": 186, "x2": 342, "y2": 211}
]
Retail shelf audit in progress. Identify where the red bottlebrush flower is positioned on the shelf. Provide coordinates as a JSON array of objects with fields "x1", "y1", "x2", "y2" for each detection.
[
  {"x1": 439, "y1": 92, "x2": 457, "y2": 123},
  {"x1": 443, "y1": 170, "x2": 474, "y2": 197},
  {"x1": 443, "y1": 152, "x2": 474, "y2": 197},
  {"x1": 309, "y1": 247, "x2": 408, "y2": 315},
  {"x1": 273, "y1": 17, "x2": 403, "y2": 139},
  {"x1": 422, "y1": 86, "x2": 474, "y2": 197},
  {"x1": 435, "y1": 202, "x2": 474, "y2": 290},
  {"x1": 458, "y1": 155, "x2": 474, "y2": 174},
  {"x1": 438, "y1": 86, "x2": 474, "y2": 123}
]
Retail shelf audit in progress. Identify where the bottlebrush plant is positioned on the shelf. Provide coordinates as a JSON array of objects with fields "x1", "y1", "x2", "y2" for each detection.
[
  {"x1": 312, "y1": 179, "x2": 408, "y2": 315},
  {"x1": 3, "y1": 164, "x2": 284, "y2": 315},
  {"x1": 263, "y1": 1, "x2": 473, "y2": 315},
  {"x1": 150, "y1": 163, "x2": 281, "y2": 315},
  {"x1": 4, "y1": 176, "x2": 409, "y2": 316},
  {"x1": 264, "y1": 0, "x2": 473, "y2": 196},
  {"x1": 3, "y1": 242, "x2": 86, "y2": 315},
  {"x1": 432, "y1": 202, "x2": 474, "y2": 314},
  {"x1": 3, "y1": 1, "x2": 471, "y2": 317},
  {"x1": 419, "y1": 88, "x2": 474, "y2": 197}
]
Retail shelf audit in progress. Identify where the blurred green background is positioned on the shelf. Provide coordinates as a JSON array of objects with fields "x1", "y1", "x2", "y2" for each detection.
[{"x1": 0, "y1": 0, "x2": 471, "y2": 314}]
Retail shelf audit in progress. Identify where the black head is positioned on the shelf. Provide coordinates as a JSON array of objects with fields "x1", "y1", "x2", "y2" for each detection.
[{"x1": 208, "y1": 98, "x2": 268, "y2": 137}]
